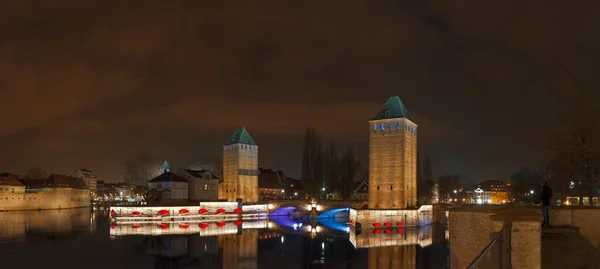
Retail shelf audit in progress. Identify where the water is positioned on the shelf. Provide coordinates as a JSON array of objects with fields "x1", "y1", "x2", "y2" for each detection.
[{"x1": 0, "y1": 209, "x2": 450, "y2": 269}]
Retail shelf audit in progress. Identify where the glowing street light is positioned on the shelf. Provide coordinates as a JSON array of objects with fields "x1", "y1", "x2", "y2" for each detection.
[
  {"x1": 453, "y1": 190, "x2": 457, "y2": 194},
  {"x1": 530, "y1": 190, "x2": 534, "y2": 194},
  {"x1": 322, "y1": 188, "x2": 325, "y2": 192}
]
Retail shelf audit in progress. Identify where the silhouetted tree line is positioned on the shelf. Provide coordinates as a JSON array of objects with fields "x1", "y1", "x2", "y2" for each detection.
[{"x1": 300, "y1": 127, "x2": 362, "y2": 200}]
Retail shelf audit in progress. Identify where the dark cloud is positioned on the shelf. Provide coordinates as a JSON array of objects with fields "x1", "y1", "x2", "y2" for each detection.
[{"x1": 0, "y1": 0, "x2": 599, "y2": 181}]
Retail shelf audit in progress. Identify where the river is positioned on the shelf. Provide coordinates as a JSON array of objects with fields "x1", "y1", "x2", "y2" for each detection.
[{"x1": 0, "y1": 208, "x2": 450, "y2": 269}]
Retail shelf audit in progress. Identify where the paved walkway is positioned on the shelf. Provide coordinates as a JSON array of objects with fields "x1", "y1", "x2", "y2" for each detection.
[{"x1": 542, "y1": 228, "x2": 600, "y2": 269}]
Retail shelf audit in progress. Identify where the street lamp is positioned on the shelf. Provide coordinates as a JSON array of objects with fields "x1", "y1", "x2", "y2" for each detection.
[
  {"x1": 322, "y1": 188, "x2": 325, "y2": 192},
  {"x1": 453, "y1": 190, "x2": 457, "y2": 194},
  {"x1": 530, "y1": 190, "x2": 534, "y2": 194}
]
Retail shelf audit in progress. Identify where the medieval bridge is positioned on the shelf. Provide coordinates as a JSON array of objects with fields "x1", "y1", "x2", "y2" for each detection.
[{"x1": 266, "y1": 199, "x2": 367, "y2": 218}]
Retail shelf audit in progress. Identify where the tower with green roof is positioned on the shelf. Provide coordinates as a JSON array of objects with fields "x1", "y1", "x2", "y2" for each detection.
[
  {"x1": 369, "y1": 96, "x2": 418, "y2": 209},
  {"x1": 220, "y1": 127, "x2": 259, "y2": 203}
]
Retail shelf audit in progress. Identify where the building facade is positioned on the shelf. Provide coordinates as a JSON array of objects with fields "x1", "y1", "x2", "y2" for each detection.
[
  {"x1": 258, "y1": 168, "x2": 284, "y2": 200},
  {"x1": 72, "y1": 168, "x2": 97, "y2": 192},
  {"x1": 0, "y1": 173, "x2": 90, "y2": 211},
  {"x1": 368, "y1": 96, "x2": 418, "y2": 209},
  {"x1": 219, "y1": 127, "x2": 259, "y2": 203},
  {"x1": 177, "y1": 169, "x2": 220, "y2": 201},
  {"x1": 147, "y1": 161, "x2": 188, "y2": 201}
]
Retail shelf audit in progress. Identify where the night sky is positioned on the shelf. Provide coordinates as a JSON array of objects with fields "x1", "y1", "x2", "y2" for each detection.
[{"x1": 1, "y1": 1, "x2": 599, "y2": 182}]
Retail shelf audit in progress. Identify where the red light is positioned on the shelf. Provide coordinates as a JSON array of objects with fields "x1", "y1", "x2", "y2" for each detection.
[
  {"x1": 133, "y1": 224, "x2": 141, "y2": 229},
  {"x1": 199, "y1": 208, "x2": 208, "y2": 214},
  {"x1": 233, "y1": 208, "x2": 242, "y2": 214},
  {"x1": 235, "y1": 220, "x2": 242, "y2": 226},
  {"x1": 132, "y1": 211, "x2": 141, "y2": 216},
  {"x1": 373, "y1": 222, "x2": 381, "y2": 227},
  {"x1": 216, "y1": 208, "x2": 226, "y2": 214},
  {"x1": 159, "y1": 224, "x2": 169, "y2": 229},
  {"x1": 397, "y1": 228, "x2": 404, "y2": 234},
  {"x1": 179, "y1": 209, "x2": 189, "y2": 215},
  {"x1": 199, "y1": 223, "x2": 208, "y2": 228},
  {"x1": 384, "y1": 222, "x2": 391, "y2": 227},
  {"x1": 179, "y1": 224, "x2": 189, "y2": 229},
  {"x1": 373, "y1": 229, "x2": 381, "y2": 234},
  {"x1": 397, "y1": 221, "x2": 404, "y2": 226},
  {"x1": 158, "y1": 209, "x2": 169, "y2": 215},
  {"x1": 111, "y1": 223, "x2": 116, "y2": 229},
  {"x1": 110, "y1": 210, "x2": 116, "y2": 216},
  {"x1": 217, "y1": 222, "x2": 225, "y2": 227},
  {"x1": 384, "y1": 229, "x2": 391, "y2": 234}
]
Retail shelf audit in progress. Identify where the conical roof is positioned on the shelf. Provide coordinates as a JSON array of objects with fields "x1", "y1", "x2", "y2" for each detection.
[
  {"x1": 372, "y1": 96, "x2": 411, "y2": 120},
  {"x1": 226, "y1": 127, "x2": 257, "y2": 146}
]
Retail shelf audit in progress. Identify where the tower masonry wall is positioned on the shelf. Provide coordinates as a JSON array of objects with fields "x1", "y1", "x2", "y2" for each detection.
[
  {"x1": 368, "y1": 118, "x2": 418, "y2": 209},
  {"x1": 219, "y1": 144, "x2": 258, "y2": 203}
]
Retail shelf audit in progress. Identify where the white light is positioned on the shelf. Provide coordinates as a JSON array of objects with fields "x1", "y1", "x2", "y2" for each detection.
[
  {"x1": 294, "y1": 192, "x2": 298, "y2": 196},
  {"x1": 453, "y1": 190, "x2": 457, "y2": 193},
  {"x1": 281, "y1": 236, "x2": 284, "y2": 244},
  {"x1": 488, "y1": 200, "x2": 492, "y2": 204},
  {"x1": 281, "y1": 190, "x2": 285, "y2": 193},
  {"x1": 321, "y1": 242, "x2": 325, "y2": 250},
  {"x1": 322, "y1": 188, "x2": 325, "y2": 191},
  {"x1": 530, "y1": 190, "x2": 534, "y2": 194},
  {"x1": 477, "y1": 199, "x2": 483, "y2": 204}
]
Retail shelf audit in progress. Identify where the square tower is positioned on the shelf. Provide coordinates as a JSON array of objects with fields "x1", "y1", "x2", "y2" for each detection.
[
  {"x1": 220, "y1": 127, "x2": 259, "y2": 203},
  {"x1": 368, "y1": 96, "x2": 418, "y2": 209}
]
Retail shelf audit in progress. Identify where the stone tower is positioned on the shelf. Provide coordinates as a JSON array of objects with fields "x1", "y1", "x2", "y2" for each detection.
[
  {"x1": 368, "y1": 96, "x2": 418, "y2": 209},
  {"x1": 219, "y1": 127, "x2": 259, "y2": 203}
]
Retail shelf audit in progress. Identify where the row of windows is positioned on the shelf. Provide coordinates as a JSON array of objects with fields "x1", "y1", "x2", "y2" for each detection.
[
  {"x1": 201, "y1": 184, "x2": 217, "y2": 191},
  {"x1": 1, "y1": 197, "x2": 37, "y2": 200},
  {"x1": 238, "y1": 169, "x2": 258, "y2": 176},
  {"x1": 372, "y1": 185, "x2": 411, "y2": 190},
  {"x1": 373, "y1": 122, "x2": 417, "y2": 135},
  {"x1": 224, "y1": 144, "x2": 258, "y2": 151}
]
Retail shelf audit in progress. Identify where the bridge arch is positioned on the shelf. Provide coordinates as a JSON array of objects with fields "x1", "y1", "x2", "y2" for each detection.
[{"x1": 317, "y1": 207, "x2": 350, "y2": 219}]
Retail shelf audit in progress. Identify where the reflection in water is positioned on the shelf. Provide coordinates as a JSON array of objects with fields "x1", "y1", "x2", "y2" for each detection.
[
  {"x1": 0, "y1": 208, "x2": 95, "y2": 243},
  {"x1": 0, "y1": 210, "x2": 450, "y2": 269}
]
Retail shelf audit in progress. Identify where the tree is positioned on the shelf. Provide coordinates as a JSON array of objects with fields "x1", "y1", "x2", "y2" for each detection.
[
  {"x1": 301, "y1": 127, "x2": 323, "y2": 198},
  {"x1": 27, "y1": 167, "x2": 48, "y2": 179},
  {"x1": 339, "y1": 146, "x2": 361, "y2": 199},
  {"x1": 320, "y1": 142, "x2": 340, "y2": 196},
  {"x1": 188, "y1": 156, "x2": 223, "y2": 179},
  {"x1": 123, "y1": 152, "x2": 163, "y2": 186},
  {"x1": 545, "y1": 87, "x2": 600, "y2": 203}
]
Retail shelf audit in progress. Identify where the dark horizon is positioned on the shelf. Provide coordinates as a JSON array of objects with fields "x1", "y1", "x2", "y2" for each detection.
[{"x1": 1, "y1": 1, "x2": 599, "y2": 183}]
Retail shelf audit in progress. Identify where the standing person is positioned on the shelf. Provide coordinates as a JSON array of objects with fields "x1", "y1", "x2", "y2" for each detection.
[{"x1": 541, "y1": 181, "x2": 553, "y2": 228}]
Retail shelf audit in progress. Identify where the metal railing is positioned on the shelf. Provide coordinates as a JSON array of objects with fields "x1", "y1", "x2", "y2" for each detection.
[{"x1": 467, "y1": 222, "x2": 512, "y2": 269}]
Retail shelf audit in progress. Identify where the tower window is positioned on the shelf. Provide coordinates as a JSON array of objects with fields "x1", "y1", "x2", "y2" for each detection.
[
  {"x1": 396, "y1": 122, "x2": 400, "y2": 130},
  {"x1": 381, "y1": 123, "x2": 385, "y2": 130},
  {"x1": 377, "y1": 185, "x2": 380, "y2": 190},
  {"x1": 374, "y1": 124, "x2": 378, "y2": 131},
  {"x1": 388, "y1": 123, "x2": 392, "y2": 130},
  {"x1": 390, "y1": 185, "x2": 393, "y2": 190}
]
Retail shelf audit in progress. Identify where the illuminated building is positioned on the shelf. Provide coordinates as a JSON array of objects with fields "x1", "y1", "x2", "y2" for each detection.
[
  {"x1": 368, "y1": 96, "x2": 418, "y2": 209},
  {"x1": 469, "y1": 180, "x2": 512, "y2": 205},
  {"x1": 220, "y1": 127, "x2": 259, "y2": 203}
]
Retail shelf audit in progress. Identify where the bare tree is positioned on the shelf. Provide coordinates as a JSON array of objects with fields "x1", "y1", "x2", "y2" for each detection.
[
  {"x1": 320, "y1": 142, "x2": 340, "y2": 195},
  {"x1": 339, "y1": 146, "x2": 361, "y2": 200},
  {"x1": 27, "y1": 167, "x2": 48, "y2": 179},
  {"x1": 301, "y1": 127, "x2": 323, "y2": 198},
  {"x1": 124, "y1": 152, "x2": 163, "y2": 186},
  {"x1": 545, "y1": 87, "x2": 600, "y2": 202},
  {"x1": 188, "y1": 155, "x2": 223, "y2": 179}
]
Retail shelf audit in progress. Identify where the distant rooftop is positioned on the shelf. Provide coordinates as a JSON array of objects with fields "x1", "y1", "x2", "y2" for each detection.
[
  {"x1": 148, "y1": 172, "x2": 187, "y2": 183},
  {"x1": 181, "y1": 169, "x2": 220, "y2": 180},
  {"x1": 225, "y1": 127, "x2": 257, "y2": 146},
  {"x1": 372, "y1": 96, "x2": 411, "y2": 121}
]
